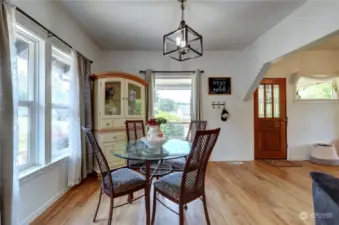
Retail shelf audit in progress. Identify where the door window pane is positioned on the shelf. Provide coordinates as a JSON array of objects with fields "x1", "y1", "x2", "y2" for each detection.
[
  {"x1": 258, "y1": 85, "x2": 264, "y2": 118},
  {"x1": 265, "y1": 85, "x2": 272, "y2": 118},
  {"x1": 127, "y1": 83, "x2": 142, "y2": 116},
  {"x1": 273, "y1": 85, "x2": 280, "y2": 118},
  {"x1": 104, "y1": 81, "x2": 122, "y2": 115}
]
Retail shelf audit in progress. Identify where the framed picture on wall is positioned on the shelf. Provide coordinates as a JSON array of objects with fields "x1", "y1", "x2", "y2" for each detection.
[{"x1": 208, "y1": 77, "x2": 232, "y2": 95}]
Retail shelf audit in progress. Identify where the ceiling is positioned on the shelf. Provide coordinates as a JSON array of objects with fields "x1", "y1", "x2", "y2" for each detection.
[{"x1": 60, "y1": 0, "x2": 307, "y2": 51}]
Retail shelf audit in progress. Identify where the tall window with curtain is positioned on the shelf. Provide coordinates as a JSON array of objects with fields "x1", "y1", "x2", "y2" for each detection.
[
  {"x1": 153, "y1": 75, "x2": 193, "y2": 139},
  {"x1": 15, "y1": 23, "x2": 74, "y2": 171}
]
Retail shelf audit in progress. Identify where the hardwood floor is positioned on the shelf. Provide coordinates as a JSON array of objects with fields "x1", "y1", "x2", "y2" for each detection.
[{"x1": 31, "y1": 161, "x2": 339, "y2": 225}]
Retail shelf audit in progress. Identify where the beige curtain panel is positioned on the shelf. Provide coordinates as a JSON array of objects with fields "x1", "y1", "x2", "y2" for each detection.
[{"x1": 0, "y1": 1, "x2": 19, "y2": 224}]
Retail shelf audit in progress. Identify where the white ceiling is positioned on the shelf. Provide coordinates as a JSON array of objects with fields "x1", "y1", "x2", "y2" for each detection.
[{"x1": 60, "y1": 0, "x2": 307, "y2": 51}]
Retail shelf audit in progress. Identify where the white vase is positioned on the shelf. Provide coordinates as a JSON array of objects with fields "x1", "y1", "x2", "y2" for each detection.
[{"x1": 147, "y1": 125, "x2": 163, "y2": 142}]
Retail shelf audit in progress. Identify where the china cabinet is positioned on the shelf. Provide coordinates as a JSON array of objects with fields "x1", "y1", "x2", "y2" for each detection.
[{"x1": 91, "y1": 72, "x2": 147, "y2": 173}]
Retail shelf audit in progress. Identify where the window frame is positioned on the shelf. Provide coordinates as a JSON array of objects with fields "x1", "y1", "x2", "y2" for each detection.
[
  {"x1": 294, "y1": 77, "x2": 339, "y2": 102},
  {"x1": 154, "y1": 74, "x2": 193, "y2": 139},
  {"x1": 16, "y1": 25, "x2": 41, "y2": 171},
  {"x1": 50, "y1": 47, "x2": 72, "y2": 159}
]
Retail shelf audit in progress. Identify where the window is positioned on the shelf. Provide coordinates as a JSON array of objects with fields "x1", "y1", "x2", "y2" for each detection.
[
  {"x1": 15, "y1": 23, "x2": 73, "y2": 173},
  {"x1": 296, "y1": 77, "x2": 339, "y2": 100},
  {"x1": 16, "y1": 26, "x2": 39, "y2": 170},
  {"x1": 51, "y1": 48, "x2": 71, "y2": 157},
  {"x1": 154, "y1": 76, "x2": 192, "y2": 139}
]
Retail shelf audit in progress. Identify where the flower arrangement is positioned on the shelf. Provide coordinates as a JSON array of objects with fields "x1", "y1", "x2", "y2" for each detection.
[{"x1": 146, "y1": 117, "x2": 167, "y2": 126}]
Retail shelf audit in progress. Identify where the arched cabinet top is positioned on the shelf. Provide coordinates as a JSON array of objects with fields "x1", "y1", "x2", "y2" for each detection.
[{"x1": 91, "y1": 71, "x2": 148, "y2": 86}]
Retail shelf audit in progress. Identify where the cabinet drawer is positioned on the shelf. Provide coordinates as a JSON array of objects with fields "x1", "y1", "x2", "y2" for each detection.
[
  {"x1": 111, "y1": 141, "x2": 126, "y2": 150},
  {"x1": 114, "y1": 119, "x2": 126, "y2": 128},
  {"x1": 101, "y1": 132, "x2": 126, "y2": 143},
  {"x1": 100, "y1": 119, "x2": 114, "y2": 129}
]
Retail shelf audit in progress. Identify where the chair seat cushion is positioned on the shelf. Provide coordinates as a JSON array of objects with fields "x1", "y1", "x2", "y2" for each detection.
[
  {"x1": 165, "y1": 157, "x2": 186, "y2": 170},
  {"x1": 105, "y1": 168, "x2": 146, "y2": 195},
  {"x1": 154, "y1": 172, "x2": 183, "y2": 201}
]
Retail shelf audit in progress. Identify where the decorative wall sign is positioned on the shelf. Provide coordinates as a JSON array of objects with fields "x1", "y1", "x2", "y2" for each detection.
[{"x1": 208, "y1": 77, "x2": 231, "y2": 95}]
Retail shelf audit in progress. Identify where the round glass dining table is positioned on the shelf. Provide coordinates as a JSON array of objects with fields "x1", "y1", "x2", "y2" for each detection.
[
  {"x1": 112, "y1": 139, "x2": 191, "y2": 161},
  {"x1": 111, "y1": 139, "x2": 191, "y2": 225}
]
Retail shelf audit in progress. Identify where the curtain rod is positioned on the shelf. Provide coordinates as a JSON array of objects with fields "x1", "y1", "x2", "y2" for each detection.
[
  {"x1": 139, "y1": 70, "x2": 204, "y2": 74},
  {"x1": 16, "y1": 7, "x2": 94, "y2": 64}
]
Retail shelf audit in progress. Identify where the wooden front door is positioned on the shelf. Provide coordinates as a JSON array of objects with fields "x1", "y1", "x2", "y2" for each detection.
[{"x1": 254, "y1": 78, "x2": 287, "y2": 159}]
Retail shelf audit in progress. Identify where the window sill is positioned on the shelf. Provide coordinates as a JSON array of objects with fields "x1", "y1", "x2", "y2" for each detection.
[
  {"x1": 19, "y1": 154, "x2": 69, "y2": 184},
  {"x1": 294, "y1": 99, "x2": 339, "y2": 103}
]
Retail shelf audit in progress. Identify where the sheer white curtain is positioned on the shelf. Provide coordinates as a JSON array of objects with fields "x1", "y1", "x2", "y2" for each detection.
[
  {"x1": 190, "y1": 69, "x2": 202, "y2": 121},
  {"x1": 68, "y1": 50, "x2": 82, "y2": 186},
  {"x1": 289, "y1": 72, "x2": 339, "y2": 85},
  {"x1": 0, "y1": 1, "x2": 20, "y2": 224},
  {"x1": 289, "y1": 72, "x2": 339, "y2": 98}
]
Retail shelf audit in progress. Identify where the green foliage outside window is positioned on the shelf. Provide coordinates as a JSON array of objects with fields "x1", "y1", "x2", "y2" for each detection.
[{"x1": 155, "y1": 111, "x2": 184, "y2": 138}]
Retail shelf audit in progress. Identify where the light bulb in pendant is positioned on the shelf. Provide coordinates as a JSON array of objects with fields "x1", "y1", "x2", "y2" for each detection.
[{"x1": 176, "y1": 37, "x2": 182, "y2": 46}]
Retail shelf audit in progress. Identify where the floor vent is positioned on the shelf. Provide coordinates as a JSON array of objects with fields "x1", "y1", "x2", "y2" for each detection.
[{"x1": 227, "y1": 161, "x2": 244, "y2": 165}]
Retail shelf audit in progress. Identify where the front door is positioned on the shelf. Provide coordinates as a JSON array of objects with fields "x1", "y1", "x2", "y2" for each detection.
[{"x1": 254, "y1": 78, "x2": 287, "y2": 159}]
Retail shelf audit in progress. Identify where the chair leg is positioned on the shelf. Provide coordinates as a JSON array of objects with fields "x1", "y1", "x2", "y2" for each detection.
[
  {"x1": 108, "y1": 197, "x2": 114, "y2": 225},
  {"x1": 179, "y1": 204, "x2": 184, "y2": 225},
  {"x1": 202, "y1": 193, "x2": 211, "y2": 225},
  {"x1": 93, "y1": 188, "x2": 103, "y2": 222},
  {"x1": 151, "y1": 189, "x2": 157, "y2": 225}
]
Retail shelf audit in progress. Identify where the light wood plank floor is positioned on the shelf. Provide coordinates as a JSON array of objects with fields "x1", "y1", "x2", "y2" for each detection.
[{"x1": 31, "y1": 161, "x2": 339, "y2": 225}]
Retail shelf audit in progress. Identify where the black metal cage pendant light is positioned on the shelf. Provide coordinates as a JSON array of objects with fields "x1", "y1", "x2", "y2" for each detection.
[{"x1": 163, "y1": 0, "x2": 203, "y2": 61}]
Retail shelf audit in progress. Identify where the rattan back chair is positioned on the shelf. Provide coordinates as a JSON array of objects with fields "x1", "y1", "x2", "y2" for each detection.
[
  {"x1": 152, "y1": 128, "x2": 221, "y2": 225},
  {"x1": 82, "y1": 127, "x2": 147, "y2": 225},
  {"x1": 186, "y1": 120, "x2": 208, "y2": 142},
  {"x1": 125, "y1": 120, "x2": 146, "y2": 168},
  {"x1": 166, "y1": 120, "x2": 208, "y2": 171}
]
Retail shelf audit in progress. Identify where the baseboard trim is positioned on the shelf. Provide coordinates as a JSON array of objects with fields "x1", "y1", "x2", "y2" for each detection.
[{"x1": 21, "y1": 187, "x2": 70, "y2": 225}]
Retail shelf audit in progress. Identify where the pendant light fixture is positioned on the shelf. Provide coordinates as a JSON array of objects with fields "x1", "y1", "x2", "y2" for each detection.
[{"x1": 163, "y1": 0, "x2": 203, "y2": 61}]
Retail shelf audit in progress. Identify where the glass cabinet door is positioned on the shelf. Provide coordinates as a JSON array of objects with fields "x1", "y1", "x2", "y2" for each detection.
[
  {"x1": 126, "y1": 81, "x2": 143, "y2": 116},
  {"x1": 103, "y1": 80, "x2": 123, "y2": 117}
]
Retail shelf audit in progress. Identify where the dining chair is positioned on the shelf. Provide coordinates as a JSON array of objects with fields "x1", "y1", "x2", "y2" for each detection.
[
  {"x1": 151, "y1": 128, "x2": 221, "y2": 225},
  {"x1": 166, "y1": 120, "x2": 208, "y2": 170},
  {"x1": 125, "y1": 120, "x2": 146, "y2": 168},
  {"x1": 82, "y1": 127, "x2": 148, "y2": 225}
]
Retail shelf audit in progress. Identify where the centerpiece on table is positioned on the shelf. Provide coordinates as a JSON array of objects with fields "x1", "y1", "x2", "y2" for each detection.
[{"x1": 140, "y1": 117, "x2": 168, "y2": 151}]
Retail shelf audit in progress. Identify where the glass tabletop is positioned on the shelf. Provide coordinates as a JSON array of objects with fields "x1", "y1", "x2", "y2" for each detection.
[{"x1": 111, "y1": 139, "x2": 191, "y2": 161}]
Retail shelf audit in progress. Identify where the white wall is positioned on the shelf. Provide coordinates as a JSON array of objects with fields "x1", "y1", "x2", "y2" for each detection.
[
  {"x1": 243, "y1": 0, "x2": 339, "y2": 101},
  {"x1": 12, "y1": 1, "x2": 101, "y2": 224},
  {"x1": 265, "y1": 50, "x2": 339, "y2": 159},
  {"x1": 98, "y1": 51, "x2": 254, "y2": 161}
]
